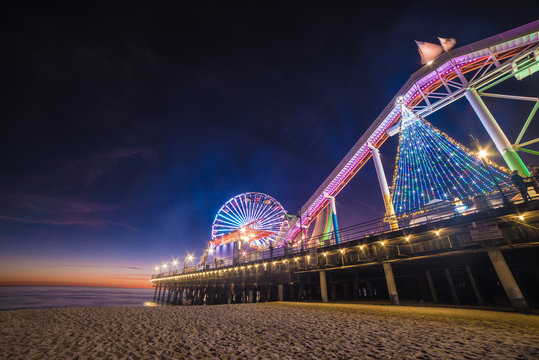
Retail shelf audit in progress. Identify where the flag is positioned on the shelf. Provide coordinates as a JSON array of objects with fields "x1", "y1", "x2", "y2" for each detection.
[
  {"x1": 415, "y1": 40, "x2": 443, "y2": 65},
  {"x1": 438, "y1": 37, "x2": 456, "y2": 51}
]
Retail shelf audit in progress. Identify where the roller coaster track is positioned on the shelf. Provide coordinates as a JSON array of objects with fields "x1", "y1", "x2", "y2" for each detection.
[{"x1": 284, "y1": 20, "x2": 539, "y2": 242}]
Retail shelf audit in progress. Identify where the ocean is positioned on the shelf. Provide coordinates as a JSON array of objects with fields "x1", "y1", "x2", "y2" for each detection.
[{"x1": 0, "y1": 286, "x2": 155, "y2": 311}]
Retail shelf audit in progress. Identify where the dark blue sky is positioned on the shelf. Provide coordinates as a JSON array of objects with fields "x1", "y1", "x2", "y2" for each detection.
[{"x1": 0, "y1": 2, "x2": 537, "y2": 286}]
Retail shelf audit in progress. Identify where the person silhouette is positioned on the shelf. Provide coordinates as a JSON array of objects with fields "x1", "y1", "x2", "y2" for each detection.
[{"x1": 511, "y1": 170, "x2": 531, "y2": 202}]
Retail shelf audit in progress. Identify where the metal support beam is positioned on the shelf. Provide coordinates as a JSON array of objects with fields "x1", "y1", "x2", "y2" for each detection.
[
  {"x1": 319, "y1": 271, "x2": 328, "y2": 303},
  {"x1": 516, "y1": 138, "x2": 539, "y2": 148},
  {"x1": 368, "y1": 144, "x2": 398, "y2": 230},
  {"x1": 465, "y1": 264, "x2": 483, "y2": 306},
  {"x1": 383, "y1": 263, "x2": 399, "y2": 305},
  {"x1": 465, "y1": 87, "x2": 529, "y2": 176},
  {"x1": 515, "y1": 101, "x2": 539, "y2": 146},
  {"x1": 324, "y1": 194, "x2": 341, "y2": 244},
  {"x1": 445, "y1": 268, "x2": 460, "y2": 305},
  {"x1": 519, "y1": 148, "x2": 539, "y2": 156},
  {"x1": 480, "y1": 93, "x2": 539, "y2": 102},
  {"x1": 487, "y1": 249, "x2": 530, "y2": 313},
  {"x1": 425, "y1": 269, "x2": 438, "y2": 304}
]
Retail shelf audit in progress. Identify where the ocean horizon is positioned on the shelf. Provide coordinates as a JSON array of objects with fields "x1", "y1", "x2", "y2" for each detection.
[{"x1": 0, "y1": 286, "x2": 155, "y2": 311}]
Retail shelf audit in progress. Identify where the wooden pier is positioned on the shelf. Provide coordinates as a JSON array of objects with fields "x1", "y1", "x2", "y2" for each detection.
[{"x1": 152, "y1": 200, "x2": 539, "y2": 312}]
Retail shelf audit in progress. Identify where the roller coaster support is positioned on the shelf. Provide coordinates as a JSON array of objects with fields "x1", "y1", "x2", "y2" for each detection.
[{"x1": 465, "y1": 87, "x2": 530, "y2": 176}]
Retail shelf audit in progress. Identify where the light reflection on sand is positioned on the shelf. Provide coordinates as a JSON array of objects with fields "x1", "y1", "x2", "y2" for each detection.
[{"x1": 142, "y1": 301, "x2": 159, "y2": 307}]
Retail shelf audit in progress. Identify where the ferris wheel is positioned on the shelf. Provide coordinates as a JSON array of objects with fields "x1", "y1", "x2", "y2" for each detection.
[{"x1": 211, "y1": 192, "x2": 287, "y2": 248}]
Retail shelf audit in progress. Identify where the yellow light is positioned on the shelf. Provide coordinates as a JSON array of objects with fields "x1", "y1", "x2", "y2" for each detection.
[
  {"x1": 323, "y1": 252, "x2": 327, "y2": 257},
  {"x1": 435, "y1": 230, "x2": 440, "y2": 236},
  {"x1": 242, "y1": 251, "x2": 247, "y2": 257},
  {"x1": 518, "y1": 215, "x2": 524, "y2": 221},
  {"x1": 172, "y1": 260, "x2": 178, "y2": 265},
  {"x1": 283, "y1": 260, "x2": 287, "y2": 263},
  {"x1": 162, "y1": 264, "x2": 167, "y2": 268},
  {"x1": 359, "y1": 245, "x2": 364, "y2": 250},
  {"x1": 306, "y1": 255, "x2": 310, "y2": 259},
  {"x1": 478, "y1": 149, "x2": 487, "y2": 158},
  {"x1": 405, "y1": 236, "x2": 410, "y2": 241},
  {"x1": 427, "y1": 60, "x2": 433, "y2": 65},
  {"x1": 294, "y1": 258, "x2": 298, "y2": 262},
  {"x1": 340, "y1": 249, "x2": 344, "y2": 254},
  {"x1": 273, "y1": 261, "x2": 276, "y2": 265},
  {"x1": 381, "y1": 241, "x2": 385, "y2": 246},
  {"x1": 240, "y1": 227, "x2": 246, "y2": 233},
  {"x1": 263, "y1": 263, "x2": 267, "y2": 268}
]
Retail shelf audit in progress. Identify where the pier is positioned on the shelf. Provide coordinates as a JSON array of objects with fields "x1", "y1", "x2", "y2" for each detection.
[
  {"x1": 152, "y1": 196, "x2": 539, "y2": 312},
  {"x1": 151, "y1": 21, "x2": 539, "y2": 313}
]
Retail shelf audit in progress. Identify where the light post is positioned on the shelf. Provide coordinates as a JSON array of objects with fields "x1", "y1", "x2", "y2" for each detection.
[
  {"x1": 161, "y1": 263, "x2": 167, "y2": 276},
  {"x1": 471, "y1": 135, "x2": 509, "y2": 206}
]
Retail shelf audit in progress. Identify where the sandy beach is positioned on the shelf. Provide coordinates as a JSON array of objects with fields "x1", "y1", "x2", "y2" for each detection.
[{"x1": 1, "y1": 302, "x2": 538, "y2": 359}]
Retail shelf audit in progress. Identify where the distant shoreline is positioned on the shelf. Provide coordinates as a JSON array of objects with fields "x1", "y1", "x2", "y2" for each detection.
[{"x1": 0, "y1": 286, "x2": 154, "y2": 311}]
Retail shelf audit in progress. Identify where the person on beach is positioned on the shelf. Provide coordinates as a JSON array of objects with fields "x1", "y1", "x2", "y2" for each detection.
[{"x1": 511, "y1": 170, "x2": 531, "y2": 202}]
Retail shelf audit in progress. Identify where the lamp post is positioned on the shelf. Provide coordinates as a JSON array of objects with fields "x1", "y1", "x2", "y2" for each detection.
[
  {"x1": 470, "y1": 135, "x2": 509, "y2": 205},
  {"x1": 161, "y1": 263, "x2": 168, "y2": 276}
]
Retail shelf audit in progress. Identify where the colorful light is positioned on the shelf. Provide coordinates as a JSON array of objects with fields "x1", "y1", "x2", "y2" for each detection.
[
  {"x1": 211, "y1": 192, "x2": 287, "y2": 248},
  {"x1": 391, "y1": 107, "x2": 509, "y2": 216}
]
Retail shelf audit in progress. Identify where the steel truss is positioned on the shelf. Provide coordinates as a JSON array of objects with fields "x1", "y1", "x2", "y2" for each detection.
[{"x1": 282, "y1": 20, "x2": 539, "y2": 243}]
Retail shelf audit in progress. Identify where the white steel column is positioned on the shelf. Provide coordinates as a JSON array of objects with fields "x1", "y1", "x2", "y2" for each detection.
[
  {"x1": 465, "y1": 87, "x2": 529, "y2": 176},
  {"x1": 368, "y1": 144, "x2": 398, "y2": 230}
]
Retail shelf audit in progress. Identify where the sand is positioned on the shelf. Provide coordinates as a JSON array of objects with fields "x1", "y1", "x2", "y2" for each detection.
[{"x1": 1, "y1": 302, "x2": 538, "y2": 360}]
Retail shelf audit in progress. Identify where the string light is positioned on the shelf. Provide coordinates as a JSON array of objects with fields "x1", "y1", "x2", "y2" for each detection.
[
  {"x1": 391, "y1": 107, "x2": 509, "y2": 216},
  {"x1": 518, "y1": 214, "x2": 525, "y2": 221},
  {"x1": 405, "y1": 236, "x2": 410, "y2": 241}
]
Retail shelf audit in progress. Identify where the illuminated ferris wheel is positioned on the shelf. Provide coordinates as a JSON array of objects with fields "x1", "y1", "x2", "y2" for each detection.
[{"x1": 211, "y1": 192, "x2": 287, "y2": 248}]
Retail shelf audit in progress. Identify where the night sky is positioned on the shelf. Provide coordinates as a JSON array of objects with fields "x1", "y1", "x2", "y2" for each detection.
[{"x1": 1, "y1": 2, "x2": 537, "y2": 288}]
